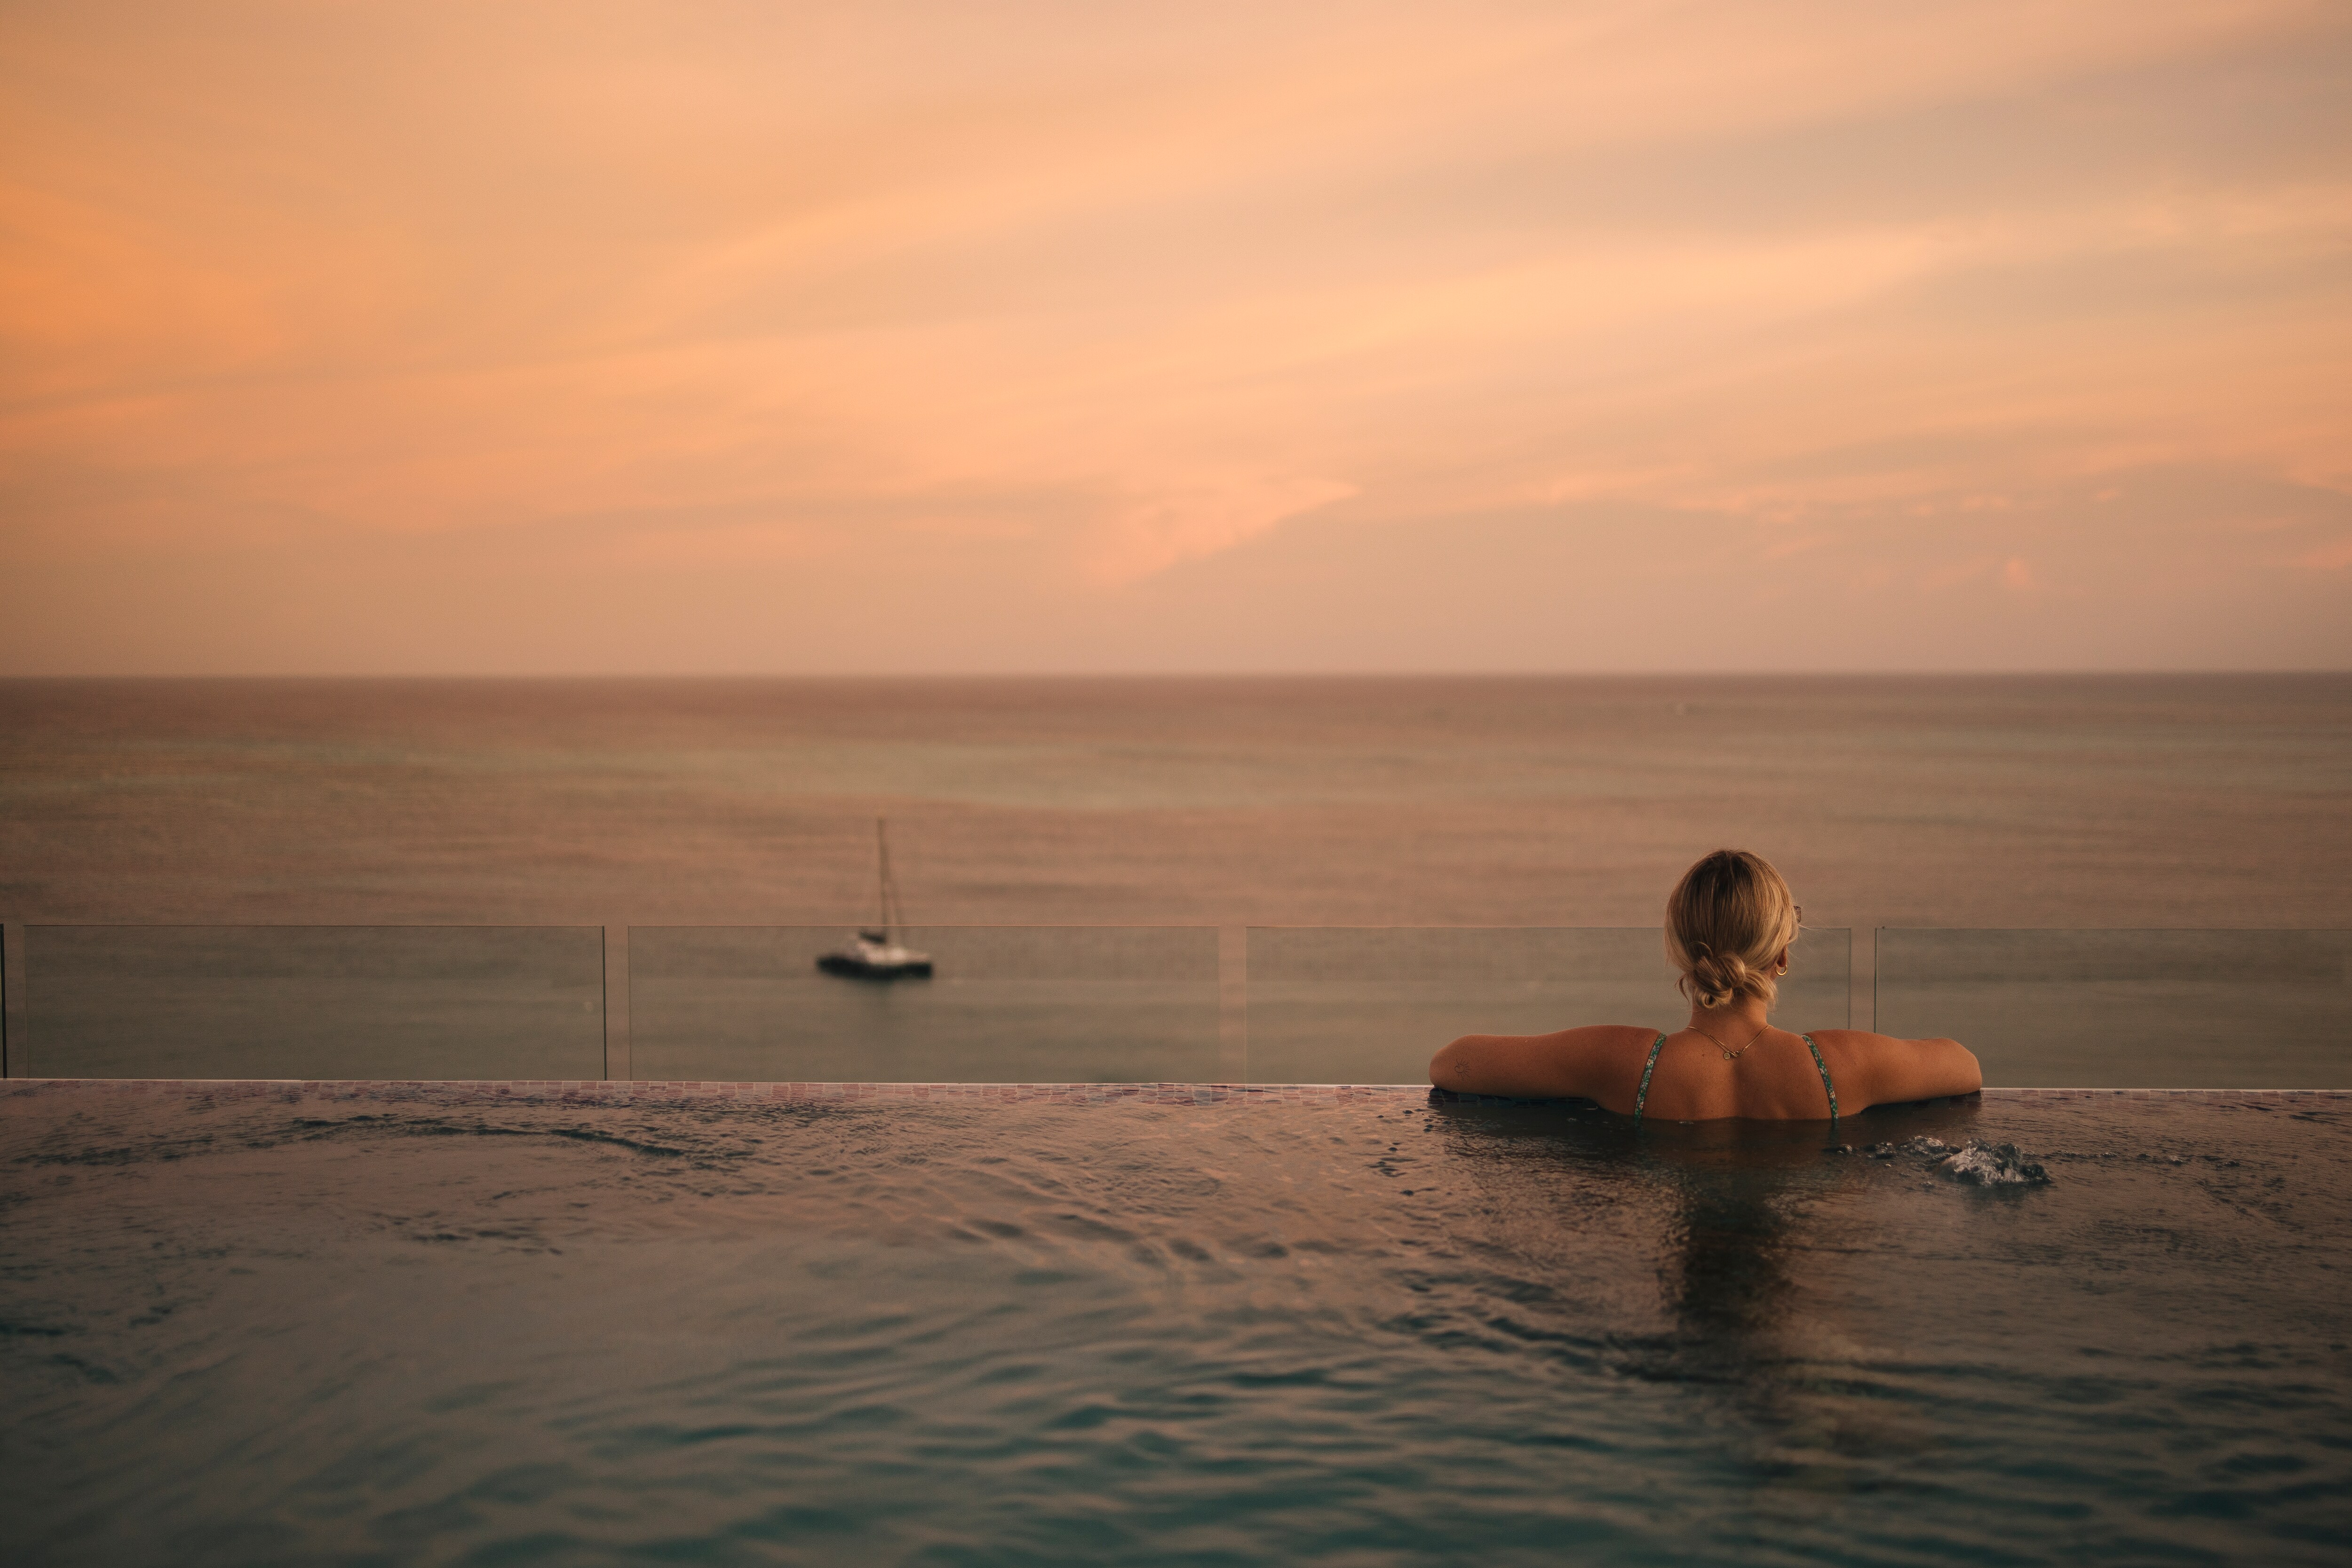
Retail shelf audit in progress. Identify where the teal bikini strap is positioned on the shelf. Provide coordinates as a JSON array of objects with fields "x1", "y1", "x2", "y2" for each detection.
[
  {"x1": 1802, "y1": 1033, "x2": 1838, "y2": 1126},
  {"x1": 1632, "y1": 1032, "x2": 1668, "y2": 1126}
]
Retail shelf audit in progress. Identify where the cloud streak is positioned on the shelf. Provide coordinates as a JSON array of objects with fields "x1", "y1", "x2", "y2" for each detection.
[{"x1": 2, "y1": 0, "x2": 2348, "y2": 670}]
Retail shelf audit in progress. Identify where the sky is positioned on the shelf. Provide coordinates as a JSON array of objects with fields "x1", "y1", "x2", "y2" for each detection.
[{"x1": 2, "y1": 0, "x2": 2349, "y2": 673}]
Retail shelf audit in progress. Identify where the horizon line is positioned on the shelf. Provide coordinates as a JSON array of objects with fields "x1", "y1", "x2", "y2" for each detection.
[{"x1": 5, "y1": 668, "x2": 2349, "y2": 683}]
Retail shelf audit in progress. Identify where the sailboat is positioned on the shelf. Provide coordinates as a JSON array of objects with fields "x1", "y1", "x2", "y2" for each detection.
[{"x1": 816, "y1": 817, "x2": 934, "y2": 980}]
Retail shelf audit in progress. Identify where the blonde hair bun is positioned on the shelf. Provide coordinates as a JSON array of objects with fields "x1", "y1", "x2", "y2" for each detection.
[{"x1": 1665, "y1": 850, "x2": 1798, "y2": 1010}]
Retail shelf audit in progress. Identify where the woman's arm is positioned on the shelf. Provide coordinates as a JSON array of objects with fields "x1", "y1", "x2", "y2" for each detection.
[
  {"x1": 1831, "y1": 1032, "x2": 1982, "y2": 1110},
  {"x1": 1429, "y1": 1026, "x2": 1648, "y2": 1102}
]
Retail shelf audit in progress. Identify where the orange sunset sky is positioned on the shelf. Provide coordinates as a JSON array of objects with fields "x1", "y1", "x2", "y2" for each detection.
[{"x1": 3, "y1": 0, "x2": 2349, "y2": 673}]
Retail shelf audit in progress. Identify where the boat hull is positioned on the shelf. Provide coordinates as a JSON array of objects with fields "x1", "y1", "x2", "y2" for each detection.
[{"x1": 816, "y1": 953, "x2": 934, "y2": 981}]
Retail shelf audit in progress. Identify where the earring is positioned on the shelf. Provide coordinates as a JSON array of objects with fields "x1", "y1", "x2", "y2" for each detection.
[{"x1": 1776, "y1": 964, "x2": 1788, "y2": 975}]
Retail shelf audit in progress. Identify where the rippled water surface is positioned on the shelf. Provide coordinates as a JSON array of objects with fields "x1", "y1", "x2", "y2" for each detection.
[{"x1": 4, "y1": 1086, "x2": 2348, "y2": 1566}]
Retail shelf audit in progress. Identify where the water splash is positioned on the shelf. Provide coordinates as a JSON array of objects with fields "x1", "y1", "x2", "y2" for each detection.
[
  {"x1": 1841, "y1": 1136, "x2": 2051, "y2": 1185},
  {"x1": 1937, "y1": 1141, "x2": 2050, "y2": 1186}
]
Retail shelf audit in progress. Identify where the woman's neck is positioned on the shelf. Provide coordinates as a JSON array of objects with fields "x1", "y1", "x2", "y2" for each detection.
[{"x1": 1686, "y1": 997, "x2": 1772, "y2": 1036}]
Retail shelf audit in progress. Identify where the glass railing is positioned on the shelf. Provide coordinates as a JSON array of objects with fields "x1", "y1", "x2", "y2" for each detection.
[
  {"x1": 628, "y1": 926, "x2": 1225, "y2": 1083},
  {"x1": 8, "y1": 922, "x2": 2344, "y2": 1088},
  {"x1": 1873, "y1": 928, "x2": 2352, "y2": 1089},
  {"x1": 14, "y1": 926, "x2": 606, "y2": 1080},
  {"x1": 1246, "y1": 926, "x2": 1851, "y2": 1083}
]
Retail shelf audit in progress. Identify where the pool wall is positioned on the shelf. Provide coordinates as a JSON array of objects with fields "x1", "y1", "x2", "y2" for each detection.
[{"x1": 2, "y1": 1079, "x2": 2346, "y2": 1112}]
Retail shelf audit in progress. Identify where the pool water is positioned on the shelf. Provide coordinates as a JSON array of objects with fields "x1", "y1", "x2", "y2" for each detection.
[{"x1": 3, "y1": 1083, "x2": 2348, "y2": 1566}]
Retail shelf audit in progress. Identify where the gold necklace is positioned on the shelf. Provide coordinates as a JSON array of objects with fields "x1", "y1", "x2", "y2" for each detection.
[{"x1": 1688, "y1": 1019, "x2": 1770, "y2": 1060}]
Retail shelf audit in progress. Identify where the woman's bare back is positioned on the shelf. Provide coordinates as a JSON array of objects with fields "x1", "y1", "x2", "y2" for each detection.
[{"x1": 1428, "y1": 1023, "x2": 1980, "y2": 1121}]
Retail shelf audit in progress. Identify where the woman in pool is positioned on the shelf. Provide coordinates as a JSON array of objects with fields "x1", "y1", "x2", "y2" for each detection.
[{"x1": 1429, "y1": 849, "x2": 1981, "y2": 1123}]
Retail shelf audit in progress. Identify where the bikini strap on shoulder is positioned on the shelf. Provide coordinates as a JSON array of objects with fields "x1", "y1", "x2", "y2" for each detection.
[
  {"x1": 1802, "y1": 1033, "x2": 1838, "y2": 1126},
  {"x1": 1634, "y1": 1032, "x2": 1668, "y2": 1127}
]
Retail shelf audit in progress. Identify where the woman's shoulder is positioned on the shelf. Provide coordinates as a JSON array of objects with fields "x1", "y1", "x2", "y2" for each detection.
[
  {"x1": 1428, "y1": 1023, "x2": 1661, "y2": 1100},
  {"x1": 1539, "y1": 1023, "x2": 1671, "y2": 1074},
  {"x1": 1556, "y1": 1022, "x2": 1671, "y2": 1050},
  {"x1": 1805, "y1": 1029, "x2": 1983, "y2": 1109},
  {"x1": 1805, "y1": 1027, "x2": 1963, "y2": 1057}
]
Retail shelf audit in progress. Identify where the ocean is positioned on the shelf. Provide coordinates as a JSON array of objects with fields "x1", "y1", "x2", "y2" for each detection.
[{"x1": 6, "y1": 674, "x2": 2349, "y2": 930}]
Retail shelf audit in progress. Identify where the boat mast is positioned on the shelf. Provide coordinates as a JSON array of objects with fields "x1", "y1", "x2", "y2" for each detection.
[{"x1": 875, "y1": 816, "x2": 904, "y2": 939}]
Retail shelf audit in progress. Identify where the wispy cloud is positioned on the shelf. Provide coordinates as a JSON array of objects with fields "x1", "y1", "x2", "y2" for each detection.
[{"x1": 2, "y1": 0, "x2": 2347, "y2": 670}]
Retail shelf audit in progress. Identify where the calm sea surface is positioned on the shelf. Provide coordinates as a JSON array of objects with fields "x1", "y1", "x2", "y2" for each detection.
[{"x1": 5, "y1": 675, "x2": 2349, "y2": 928}]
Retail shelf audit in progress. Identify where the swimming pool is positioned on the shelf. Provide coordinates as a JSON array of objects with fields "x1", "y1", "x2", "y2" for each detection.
[{"x1": 4, "y1": 1080, "x2": 2347, "y2": 1565}]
